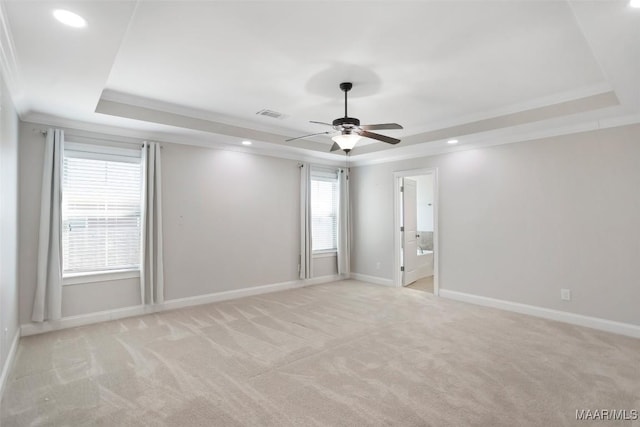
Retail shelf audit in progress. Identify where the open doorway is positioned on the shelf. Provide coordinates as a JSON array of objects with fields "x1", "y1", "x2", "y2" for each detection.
[{"x1": 393, "y1": 169, "x2": 438, "y2": 295}]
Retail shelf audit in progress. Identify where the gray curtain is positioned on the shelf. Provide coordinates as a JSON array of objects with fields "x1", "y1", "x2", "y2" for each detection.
[
  {"x1": 140, "y1": 142, "x2": 164, "y2": 304},
  {"x1": 32, "y1": 129, "x2": 64, "y2": 322},
  {"x1": 337, "y1": 168, "x2": 350, "y2": 277},
  {"x1": 299, "y1": 163, "x2": 312, "y2": 279}
]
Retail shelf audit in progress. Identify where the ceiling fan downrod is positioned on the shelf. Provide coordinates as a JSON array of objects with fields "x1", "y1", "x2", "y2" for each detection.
[
  {"x1": 340, "y1": 82, "x2": 352, "y2": 118},
  {"x1": 333, "y1": 82, "x2": 360, "y2": 128}
]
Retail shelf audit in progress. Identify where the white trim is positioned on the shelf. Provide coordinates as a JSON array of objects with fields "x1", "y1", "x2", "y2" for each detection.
[
  {"x1": 349, "y1": 113, "x2": 640, "y2": 167},
  {"x1": 350, "y1": 273, "x2": 394, "y2": 287},
  {"x1": 97, "y1": 85, "x2": 618, "y2": 163},
  {"x1": 393, "y1": 168, "x2": 440, "y2": 295},
  {"x1": 0, "y1": 1, "x2": 25, "y2": 115},
  {"x1": 406, "y1": 83, "x2": 614, "y2": 138},
  {"x1": 24, "y1": 118, "x2": 344, "y2": 167},
  {"x1": 63, "y1": 269, "x2": 141, "y2": 286},
  {"x1": 439, "y1": 290, "x2": 640, "y2": 339},
  {"x1": 96, "y1": 84, "x2": 607, "y2": 149},
  {"x1": 99, "y1": 89, "x2": 314, "y2": 143},
  {"x1": 65, "y1": 141, "x2": 141, "y2": 161},
  {"x1": 0, "y1": 329, "x2": 20, "y2": 400},
  {"x1": 21, "y1": 275, "x2": 341, "y2": 337},
  {"x1": 304, "y1": 274, "x2": 342, "y2": 286},
  {"x1": 312, "y1": 251, "x2": 337, "y2": 258},
  {"x1": 21, "y1": 109, "x2": 640, "y2": 171},
  {"x1": 159, "y1": 274, "x2": 340, "y2": 311},
  {"x1": 310, "y1": 167, "x2": 339, "y2": 180}
]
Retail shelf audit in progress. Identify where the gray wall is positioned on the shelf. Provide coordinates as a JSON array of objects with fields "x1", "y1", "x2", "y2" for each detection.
[
  {"x1": 0, "y1": 72, "x2": 19, "y2": 373},
  {"x1": 161, "y1": 143, "x2": 301, "y2": 300},
  {"x1": 18, "y1": 123, "x2": 336, "y2": 325},
  {"x1": 351, "y1": 124, "x2": 640, "y2": 326},
  {"x1": 312, "y1": 255, "x2": 338, "y2": 278}
]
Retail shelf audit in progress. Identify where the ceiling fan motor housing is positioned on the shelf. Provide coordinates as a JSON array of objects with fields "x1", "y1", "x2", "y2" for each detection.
[{"x1": 332, "y1": 116, "x2": 360, "y2": 128}]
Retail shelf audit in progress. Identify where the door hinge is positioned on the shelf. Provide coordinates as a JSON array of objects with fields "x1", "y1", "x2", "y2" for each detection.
[
  {"x1": 400, "y1": 226, "x2": 404, "y2": 232},
  {"x1": 400, "y1": 186, "x2": 404, "y2": 192},
  {"x1": 400, "y1": 266, "x2": 405, "y2": 272}
]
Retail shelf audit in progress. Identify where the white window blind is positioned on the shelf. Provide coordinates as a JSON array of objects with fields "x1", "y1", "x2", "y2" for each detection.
[
  {"x1": 311, "y1": 170, "x2": 338, "y2": 252},
  {"x1": 62, "y1": 145, "x2": 143, "y2": 275}
]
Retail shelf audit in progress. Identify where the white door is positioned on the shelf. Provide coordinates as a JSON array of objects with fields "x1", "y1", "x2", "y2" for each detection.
[{"x1": 402, "y1": 178, "x2": 420, "y2": 285}]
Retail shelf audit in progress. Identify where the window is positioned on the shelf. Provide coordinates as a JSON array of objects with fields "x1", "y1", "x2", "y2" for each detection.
[
  {"x1": 311, "y1": 169, "x2": 338, "y2": 252},
  {"x1": 62, "y1": 143, "x2": 143, "y2": 276}
]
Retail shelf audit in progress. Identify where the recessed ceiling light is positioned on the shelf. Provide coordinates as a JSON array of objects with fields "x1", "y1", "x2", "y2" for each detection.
[
  {"x1": 631, "y1": 0, "x2": 640, "y2": 8},
  {"x1": 53, "y1": 9, "x2": 87, "y2": 28},
  {"x1": 242, "y1": 140, "x2": 252, "y2": 146},
  {"x1": 447, "y1": 139, "x2": 459, "y2": 145}
]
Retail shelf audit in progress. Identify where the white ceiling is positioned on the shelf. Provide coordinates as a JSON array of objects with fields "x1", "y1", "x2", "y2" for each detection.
[{"x1": 1, "y1": 0, "x2": 638, "y2": 163}]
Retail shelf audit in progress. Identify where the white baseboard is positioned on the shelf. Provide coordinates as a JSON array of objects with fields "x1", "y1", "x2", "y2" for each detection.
[
  {"x1": 21, "y1": 305, "x2": 146, "y2": 336},
  {"x1": 0, "y1": 329, "x2": 20, "y2": 400},
  {"x1": 21, "y1": 275, "x2": 341, "y2": 337},
  {"x1": 439, "y1": 289, "x2": 640, "y2": 339},
  {"x1": 350, "y1": 273, "x2": 395, "y2": 287},
  {"x1": 306, "y1": 274, "x2": 344, "y2": 286},
  {"x1": 160, "y1": 274, "x2": 340, "y2": 311}
]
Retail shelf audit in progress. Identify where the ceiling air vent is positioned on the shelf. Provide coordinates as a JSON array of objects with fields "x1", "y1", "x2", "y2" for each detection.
[{"x1": 256, "y1": 109, "x2": 287, "y2": 119}]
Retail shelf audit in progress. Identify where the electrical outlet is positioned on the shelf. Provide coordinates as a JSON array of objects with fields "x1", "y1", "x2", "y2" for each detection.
[
  {"x1": 376, "y1": 262, "x2": 381, "y2": 270},
  {"x1": 560, "y1": 289, "x2": 571, "y2": 301}
]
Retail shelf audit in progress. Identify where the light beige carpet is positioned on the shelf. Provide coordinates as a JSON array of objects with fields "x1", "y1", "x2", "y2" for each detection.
[
  {"x1": 2, "y1": 280, "x2": 639, "y2": 426},
  {"x1": 406, "y1": 276, "x2": 434, "y2": 293}
]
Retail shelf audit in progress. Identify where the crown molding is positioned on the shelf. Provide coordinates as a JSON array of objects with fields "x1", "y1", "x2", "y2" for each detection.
[
  {"x1": 94, "y1": 98, "x2": 341, "y2": 154},
  {"x1": 0, "y1": 1, "x2": 26, "y2": 115},
  {"x1": 97, "y1": 83, "x2": 623, "y2": 164},
  {"x1": 24, "y1": 107, "x2": 640, "y2": 171},
  {"x1": 353, "y1": 90, "x2": 619, "y2": 157},
  {"x1": 406, "y1": 82, "x2": 615, "y2": 137},
  {"x1": 100, "y1": 89, "x2": 314, "y2": 142},
  {"x1": 348, "y1": 112, "x2": 640, "y2": 167},
  {"x1": 22, "y1": 114, "x2": 345, "y2": 167}
]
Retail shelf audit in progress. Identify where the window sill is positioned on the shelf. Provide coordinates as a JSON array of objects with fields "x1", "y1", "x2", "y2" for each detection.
[
  {"x1": 63, "y1": 269, "x2": 140, "y2": 286},
  {"x1": 313, "y1": 251, "x2": 337, "y2": 258}
]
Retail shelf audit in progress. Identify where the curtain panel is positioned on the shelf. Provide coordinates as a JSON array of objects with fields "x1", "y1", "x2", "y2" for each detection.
[
  {"x1": 32, "y1": 129, "x2": 64, "y2": 322},
  {"x1": 299, "y1": 163, "x2": 312, "y2": 279},
  {"x1": 140, "y1": 142, "x2": 165, "y2": 305},
  {"x1": 337, "y1": 168, "x2": 350, "y2": 277}
]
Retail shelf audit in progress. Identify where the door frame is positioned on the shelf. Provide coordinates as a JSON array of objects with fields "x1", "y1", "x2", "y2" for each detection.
[{"x1": 393, "y1": 168, "x2": 440, "y2": 295}]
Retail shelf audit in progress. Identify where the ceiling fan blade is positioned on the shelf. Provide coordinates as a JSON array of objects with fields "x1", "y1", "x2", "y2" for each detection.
[
  {"x1": 330, "y1": 142, "x2": 341, "y2": 152},
  {"x1": 285, "y1": 131, "x2": 330, "y2": 142},
  {"x1": 310, "y1": 121, "x2": 334, "y2": 128},
  {"x1": 360, "y1": 123, "x2": 403, "y2": 131},
  {"x1": 359, "y1": 130, "x2": 401, "y2": 145}
]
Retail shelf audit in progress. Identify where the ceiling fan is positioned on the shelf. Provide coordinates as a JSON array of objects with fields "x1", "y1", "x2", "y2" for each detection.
[{"x1": 286, "y1": 82, "x2": 403, "y2": 153}]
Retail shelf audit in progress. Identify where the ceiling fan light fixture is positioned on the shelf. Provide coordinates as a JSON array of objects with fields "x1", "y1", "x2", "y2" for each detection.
[
  {"x1": 332, "y1": 132, "x2": 361, "y2": 151},
  {"x1": 53, "y1": 9, "x2": 87, "y2": 28}
]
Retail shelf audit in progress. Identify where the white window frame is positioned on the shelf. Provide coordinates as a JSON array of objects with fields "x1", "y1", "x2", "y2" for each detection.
[
  {"x1": 61, "y1": 142, "x2": 143, "y2": 285},
  {"x1": 310, "y1": 167, "x2": 339, "y2": 256}
]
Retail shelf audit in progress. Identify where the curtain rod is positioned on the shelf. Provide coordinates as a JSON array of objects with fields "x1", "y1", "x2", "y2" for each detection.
[{"x1": 34, "y1": 128, "x2": 162, "y2": 148}]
